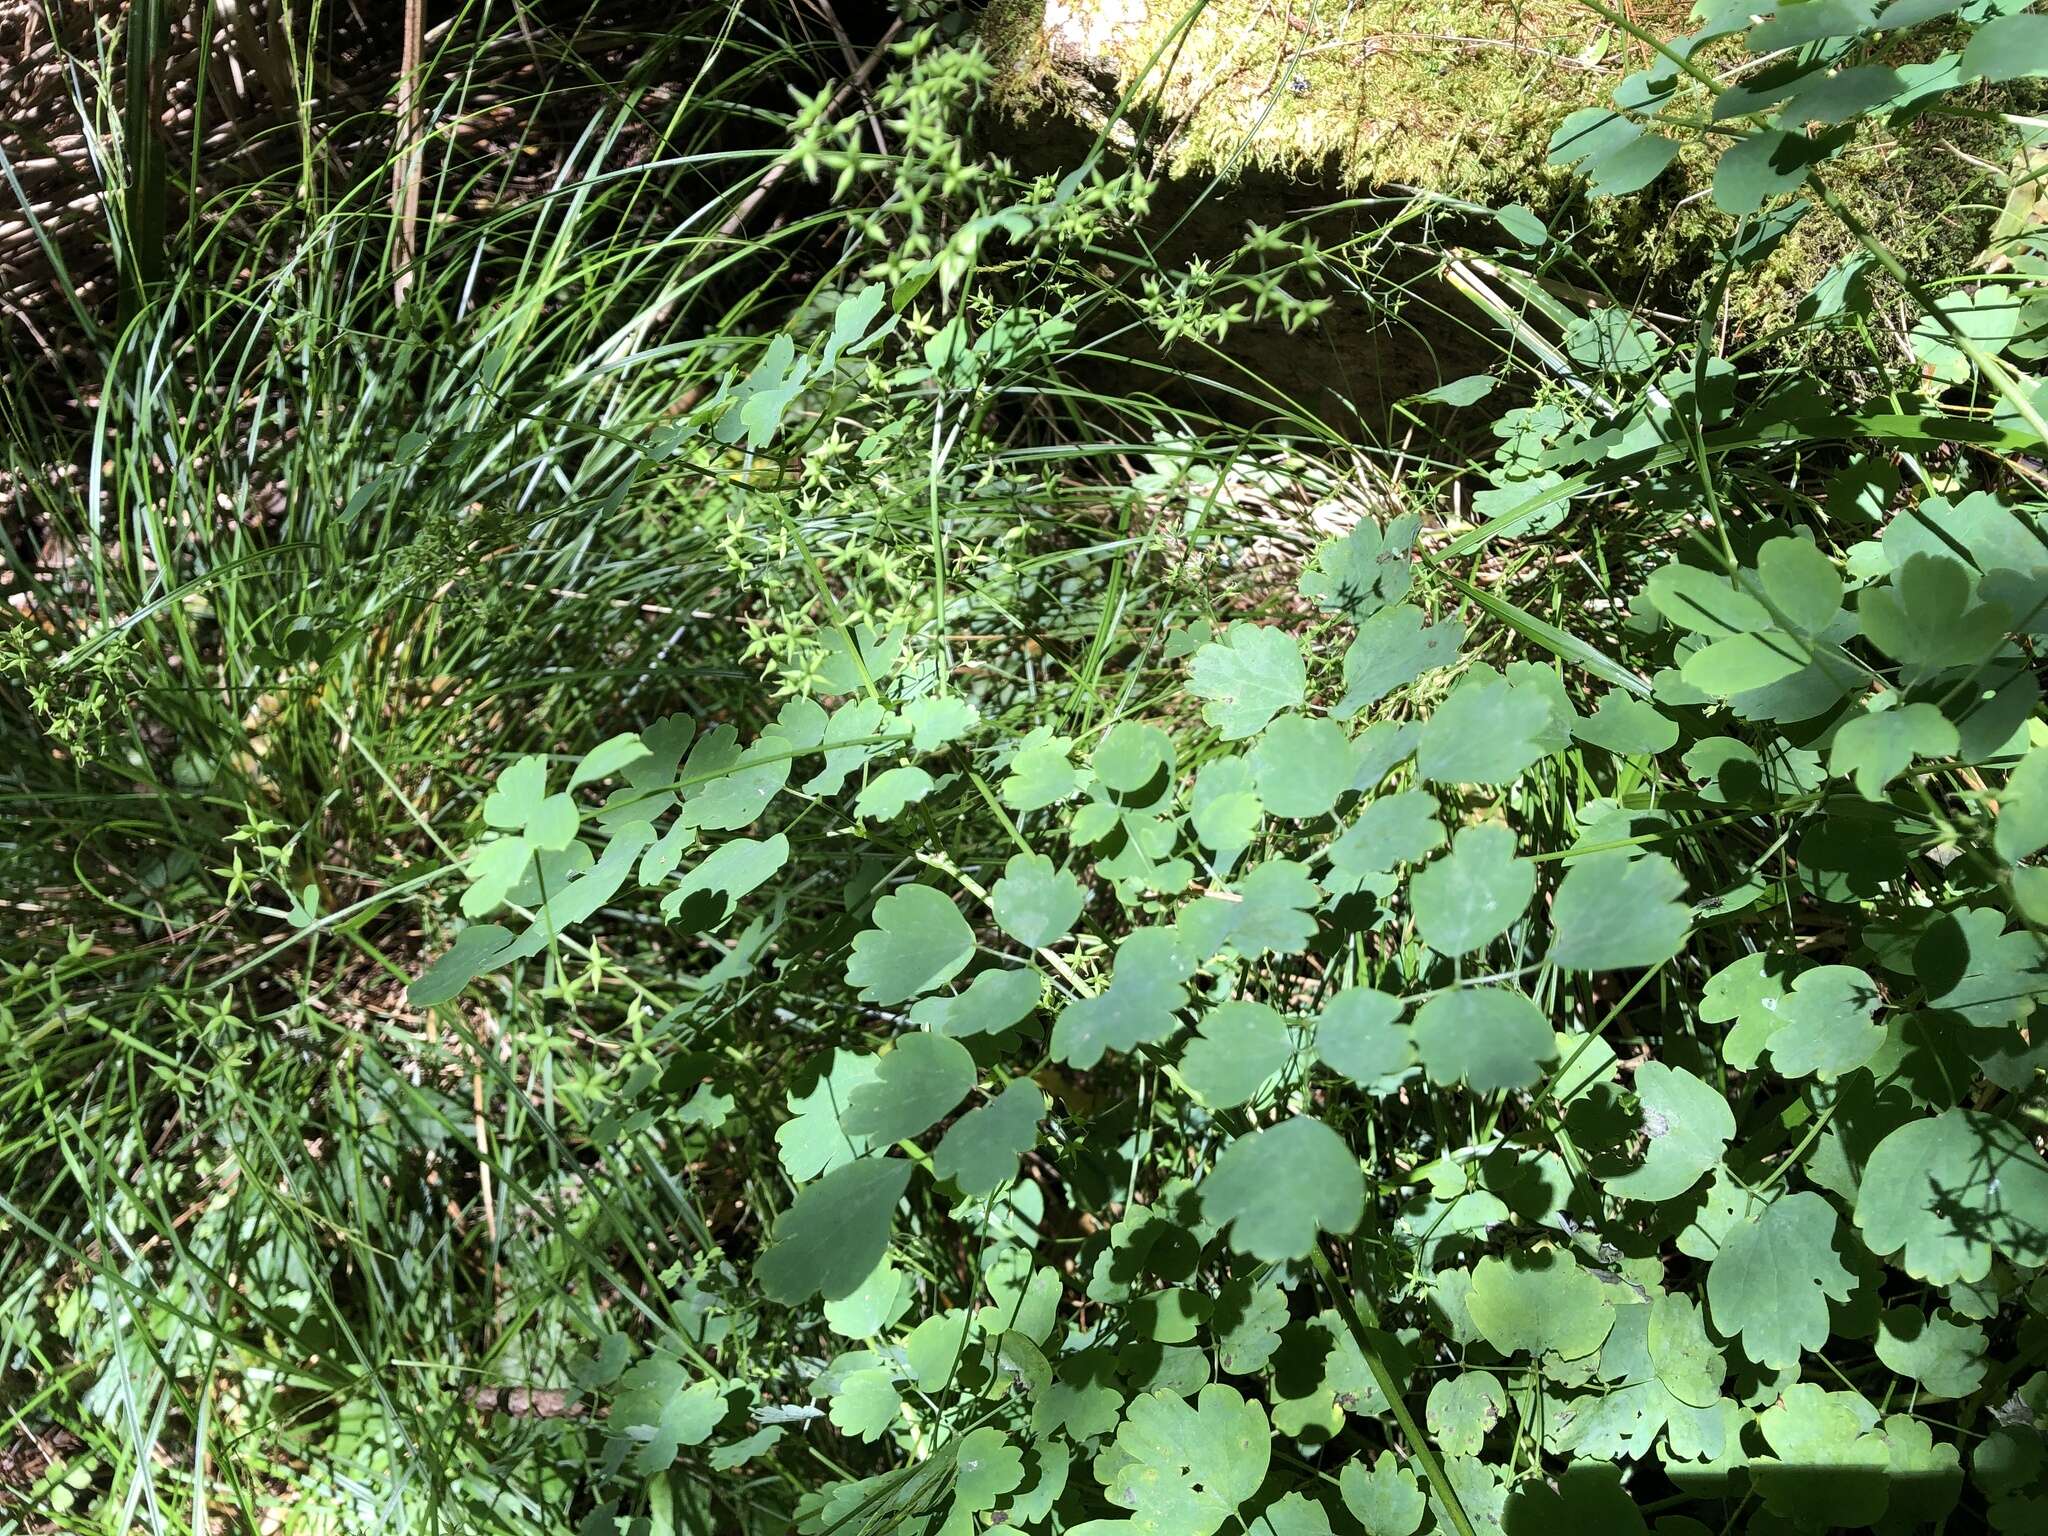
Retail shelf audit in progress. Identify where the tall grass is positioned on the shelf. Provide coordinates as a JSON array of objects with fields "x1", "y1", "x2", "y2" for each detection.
[{"x1": 2, "y1": 5, "x2": 876, "y2": 1528}]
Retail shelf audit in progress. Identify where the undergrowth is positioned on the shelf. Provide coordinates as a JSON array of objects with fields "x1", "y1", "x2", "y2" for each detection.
[{"x1": 5, "y1": 3, "x2": 2048, "y2": 1535}]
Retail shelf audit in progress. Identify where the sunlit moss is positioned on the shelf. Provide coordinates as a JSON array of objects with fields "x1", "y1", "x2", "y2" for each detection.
[
  {"x1": 982, "y1": 0, "x2": 1695, "y2": 193},
  {"x1": 980, "y1": 0, "x2": 2021, "y2": 326}
]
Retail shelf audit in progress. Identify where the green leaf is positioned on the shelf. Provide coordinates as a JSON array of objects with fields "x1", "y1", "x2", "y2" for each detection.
[
  {"x1": 1175, "y1": 860, "x2": 1322, "y2": 961},
  {"x1": 1334, "y1": 604, "x2": 1464, "y2": 717},
  {"x1": 1599, "y1": 1063, "x2": 1734, "y2": 1202},
  {"x1": 777, "y1": 1048, "x2": 878, "y2": 1180},
  {"x1": 1680, "y1": 629, "x2": 1809, "y2": 695},
  {"x1": 1214, "y1": 1275, "x2": 1290, "y2": 1374},
  {"x1": 1411, "y1": 986, "x2": 1557, "y2": 1092},
  {"x1": 1177, "y1": 1000, "x2": 1293, "y2": 1110},
  {"x1": 1416, "y1": 673, "x2": 1553, "y2": 785},
  {"x1": 1707, "y1": 1191, "x2": 1854, "y2": 1367},
  {"x1": 953, "y1": 1427, "x2": 1025, "y2": 1512},
  {"x1": 1094, "y1": 721, "x2": 1176, "y2": 795},
  {"x1": 1854, "y1": 1108, "x2": 2048, "y2": 1284},
  {"x1": 1425, "y1": 1372, "x2": 1506, "y2": 1459},
  {"x1": 1191, "y1": 757, "x2": 1266, "y2": 852},
  {"x1": 900, "y1": 694, "x2": 978, "y2": 753},
  {"x1": 1748, "y1": 0, "x2": 1875, "y2": 51},
  {"x1": 482, "y1": 754, "x2": 549, "y2": 829},
  {"x1": 1340, "y1": 1451, "x2": 1427, "y2": 1536},
  {"x1": 1248, "y1": 1492, "x2": 1335, "y2": 1536},
  {"x1": 908, "y1": 966, "x2": 1042, "y2": 1037},
  {"x1": 1495, "y1": 204, "x2": 1548, "y2": 247},
  {"x1": 1314, "y1": 988, "x2": 1416, "y2": 1094},
  {"x1": 409, "y1": 923, "x2": 514, "y2": 1006},
  {"x1": 1096, "y1": 1385, "x2": 1270, "y2": 1536},
  {"x1": 1548, "y1": 106, "x2": 1638, "y2": 171},
  {"x1": 1647, "y1": 1293, "x2": 1726, "y2": 1409},
  {"x1": 1704, "y1": 953, "x2": 1789, "y2": 1062},
  {"x1": 1962, "y1": 13, "x2": 2048, "y2": 84},
  {"x1": 1502, "y1": 1464, "x2": 1648, "y2": 1536},
  {"x1": 707, "y1": 1424, "x2": 783, "y2": 1471},
  {"x1": 756, "y1": 1156, "x2": 913, "y2": 1305},
  {"x1": 1467, "y1": 1250, "x2": 1616, "y2": 1360},
  {"x1": 845, "y1": 885, "x2": 975, "y2": 1005},
  {"x1": 1248, "y1": 715, "x2": 1354, "y2": 820},
  {"x1": 1409, "y1": 823, "x2": 1533, "y2": 957},
  {"x1": 842, "y1": 1033, "x2": 976, "y2": 1144},
  {"x1": 933, "y1": 1081, "x2": 1045, "y2": 1197},
  {"x1": 494, "y1": 820, "x2": 655, "y2": 965},
  {"x1": 1571, "y1": 691, "x2": 1678, "y2": 756},
  {"x1": 1188, "y1": 623, "x2": 1306, "y2": 740},
  {"x1": 1549, "y1": 851, "x2": 1689, "y2": 971},
  {"x1": 611, "y1": 1354, "x2": 724, "y2": 1473},
  {"x1": 1873, "y1": 1305, "x2": 1987, "y2": 1400},
  {"x1": 1994, "y1": 744, "x2": 2048, "y2": 863},
  {"x1": 525, "y1": 793, "x2": 579, "y2": 851},
  {"x1": 1051, "y1": 927, "x2": 1195, "y2": 1068},
  {"x1": 1756, "y1": 536, "x2": 1844, "y2": 632},
  {"x1": 990, "y1": 853, "x2": 1086, "y2": 948},
  {"x1": 828, "y1": 1366, "x2": 901, "y2": 1441},
  {"x1": 905, "y1": 1310, "x2": 973, "y2": 1390},
  {"x1": 1751, "y1": 1384, "x2": 1889, "y2": 1530},
  {"x1": 1828, "y1": 702, "x2": 1957, "y2": 799},
  {"x1": 1414, "y1": 373, "x2": 1498, "y2": 407},
  {"x1": 1858, "y1": 554, "x2": 2011, "y2": 671},
  {"x1": 1645, "y1": 564, "x2": 1772, "y2": 638},
  {"x1": 853, "y1": 765, "x2": 935, "y2": 822},
  {"x1": 1002, "y1": 725, "x2": 1087, "y2": 811},
  {"x1": 569, "y1": 732, "x2": 652, "y2": 791},
  {"x1": 1766, "y1": 964, "x2": 1884, "y2": 1079},
  {"x1": 1298, "y1": 514, "x2": 1417, "y2": 620},
  {"x1": 1200, "y1": 1117, "x2": 1363, "y2": 1261},
  {"x1": 1328, "y1": 790, "x2": 1443, "y2": 880},
  {"x1": 804, "y1": 701, "x2": 888, "y2": 796},
  {"x1": 1588, "y1": 133, "x2": 1681, "y2": 198},
  {"x1": 660, "y1": 834, "x2": 789, "y2": 924},
  {"x1": 678, "y1": 733, "x2": 792, "y2": 832},
  {"x1": 1129, "y1": 1287, "x2": 1209, "y2": 1343},
  {"x1": 1916, "y1": 904, "x2": 2047, "y2": 1030},
  {"x1": 461, "y1": 836, "x2": 535, "y2": 918},
  {"x1": 1713, "y1": 128, "x2": 1819, "y2": 214},
  {"x1": 823, "y1": 1261, "x2": 912, "y2": 1339},
  {"x1": 819, "y1": 281, "x2": 888, "y2": 370},
  {"x1": 1874, "y1": 1414, "x2": 1963, "y2": 1528}
]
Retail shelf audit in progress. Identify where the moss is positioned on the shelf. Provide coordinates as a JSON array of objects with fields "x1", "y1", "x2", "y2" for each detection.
[
  {"x1": 979, "y1": 2, "x2": 2023, "y2": 332},
  {"x1": 982, "y1": 0, "x2": 1695, "y2": 194}
]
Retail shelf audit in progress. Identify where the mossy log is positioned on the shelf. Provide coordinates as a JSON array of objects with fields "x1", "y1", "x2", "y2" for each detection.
[{"x1": 978, "y1": 1, "x2": 2015, "y2": 424}]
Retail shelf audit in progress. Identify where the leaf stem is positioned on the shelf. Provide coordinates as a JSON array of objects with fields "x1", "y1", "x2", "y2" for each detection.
[{"x1": 1307, "y1": 1244, "x2": 1480, "y2": 1536}]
